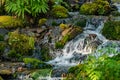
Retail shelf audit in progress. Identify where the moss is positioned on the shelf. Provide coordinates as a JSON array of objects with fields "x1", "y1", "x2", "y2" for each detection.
[
  {"x1": 0, "y1": 42, "x2": 5, "y2": 55},
  {"x1": 0, "y1": 35, "x2": 4, "y2": 41},
  {"x1": 7, "y1": 49, "x2": 21, "y2": 59},
  {"x1": 0, "y1": 76, "x2": 3, "y2": 80},
  {"x1": 0, "y1": 16, "x2": 23, "y2": 28},
  {"x1": 55, "y1": 26, "x2": 83, "y2": 49},
  {"x1": 102, "y1": 21, "x2": 120, "y2": 40},
  {"x1": 38, "y1": 18, "x2": 47, "y2": 26},
  {"x1": 59, "y1": 23, "x2": 69, "y2": 30},
  {"x1": 111, "y1": 11, "x2": 120, "y2": 16},
  {"x1": 31, "y1": 69, "x2": 52, "y2": 80},
  {"x1": 41, "y1": 46, "x2": 52, "y2": 61},
  {"x1": 52, "y1": 5, "x2": 68, "y2": 18},
  {"x1": 8, "y1": 30, "x2": 35, "y2": 55},
  {"x1": 80, "y1": 0, "x2": 110, "y2": 15},
  {"x1": 23, "y1": 58, "x2": 52, "y2": 69},
  {"x1": 75, "y1": 19, "x2": 87, "y2": 27}
]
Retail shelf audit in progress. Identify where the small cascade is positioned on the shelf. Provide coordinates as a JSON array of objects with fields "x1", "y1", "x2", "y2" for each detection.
[{"x1": 47, "y1": 18, "x2": 107, "y2": 66}]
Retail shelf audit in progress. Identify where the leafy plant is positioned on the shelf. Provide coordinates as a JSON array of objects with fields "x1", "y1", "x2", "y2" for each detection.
[
  {"x1": 5, "y1": 0, "x2": 49, "y2": 19},
  {"x1": 66, "y1": 46, "x2": 120, "y2": 80}
]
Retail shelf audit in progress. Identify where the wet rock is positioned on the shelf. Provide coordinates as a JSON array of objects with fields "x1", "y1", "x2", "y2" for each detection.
[{"x1": 51, "y1": 67, "x2": 68, "y2": 77}]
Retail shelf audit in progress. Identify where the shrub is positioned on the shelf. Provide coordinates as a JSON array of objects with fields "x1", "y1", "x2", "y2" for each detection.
[
  {"x1": 8, "y1": 30, "x2": 35, "y2": 55},
  {"x1": 102, "y1": 21, "x2": 120, "y2": 40},
  {"x1": 80, "y1": 0, "x2": 110, "y2": 15},
  {"x1": 0, "y1": 16, "x2": 23, "y2": 28},
  {"x1": 23, "y1": 58, "x2": 52, "y2": 69},
  {"x1": 66, "y1": 47, "x2": 120, "y2": 80},
  {"x1": 51, "y1": 5, "x2": 68, "y2": 18},
  {"x1": 5, "y1": 0, "x2": 49, "y2": 19}
]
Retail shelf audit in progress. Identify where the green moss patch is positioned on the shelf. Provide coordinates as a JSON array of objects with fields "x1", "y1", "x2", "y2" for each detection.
[
  {"x1": 0, "y1": 16, "x2": 23, "y2": 28},
  {"x1": 102, "y1": 21, "x2": 120, "y2": 40}
]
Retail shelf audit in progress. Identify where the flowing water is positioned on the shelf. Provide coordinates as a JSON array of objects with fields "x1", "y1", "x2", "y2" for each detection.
[{"x1": 47, "y1": 16, "x2": 120, "y2": 67}]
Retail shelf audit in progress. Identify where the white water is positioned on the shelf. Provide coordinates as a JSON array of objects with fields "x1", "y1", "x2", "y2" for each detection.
[{"x1": 47, "y1": 19, "x2": 108, "y2": 66}]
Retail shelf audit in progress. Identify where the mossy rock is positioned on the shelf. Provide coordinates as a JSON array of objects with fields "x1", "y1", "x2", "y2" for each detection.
[
  {"x1": 0, "y1": 16, "x2": 23, "y2": 28},
  {"x1": 38, "y1": 18, "x2": 47, "y2": 26},
  {"x1": 102, "y1": 21, "x2": 120, "y2": 40},
  {"x1": 31, "y1": 69, "x2": 52, "y2": 80},
  {"x1": 41, "y1": 45, "x2": 52, "y2": 61},
  {"x1": 0, "y1": 70, "x2": 12, "y2": 75},
  {"x1": 80, "y1": 0, "x2": 110, "y2": 15},
  {"x1": 52, "y1": 5, "x2": 68, "y2": 18},
  {"x1": 23, "y1": 58, "x2": 52, "y2": 69},
  {"x1": 55, "y1": 26, "x2": 83, "y2": 49},
  {"x1": 8, "y1": 30, "x2": 35, "y2": 55}
]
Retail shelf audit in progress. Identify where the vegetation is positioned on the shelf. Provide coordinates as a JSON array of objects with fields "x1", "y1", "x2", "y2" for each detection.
[
  {"x1": 5, "y1": 0, "x2": 49, "y2": 19},
  {"x1": 66, "y1": 46, "x2": 120, "y2": 80},
  {"x1": 0, "y1": 16, "x2": 23, "y2": 28},
  {"x1": 8, "y1": 30, "x2": 35, "y2": 55},
  {"x1": 0, "y1": 42, "x2": 5, "y2": 55},
  {"x1": 80, "y1": 0, "x2": 110, "y2": 15},
  {"x1": 102, "y1": 21, "x2": 120, "y2": 40},
  {"x1": 41, "y1": 46, "x2": 52, "y2": 61},
  {"x1": 51, "y1": 5, "x2": 68, "y2": 18},
  {"x1": 23, "y1": 58, "x2": 52, "y2": 69},
  {"x1": 31, "y1": 69, "x2": 52, "y2": 80}
]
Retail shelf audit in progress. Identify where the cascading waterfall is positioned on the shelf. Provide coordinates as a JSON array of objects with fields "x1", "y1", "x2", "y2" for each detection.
[{"x1": 47, "y1": 18, "x2": 108, "y2": 66}]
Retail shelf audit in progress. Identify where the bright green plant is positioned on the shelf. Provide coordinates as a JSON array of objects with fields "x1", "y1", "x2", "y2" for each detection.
[
  {"x1": 66, "y1": 46, "x2": 120, "y2": 80},
  {"x1": 8, "y1": 30, "x2": 35, "y2": 55},
  {"x1": 51, "y1": 5, "x2": 68, "y2": 18},
  {"x1": 5, "y1": 0, "x2": 49, "y2": 19}
]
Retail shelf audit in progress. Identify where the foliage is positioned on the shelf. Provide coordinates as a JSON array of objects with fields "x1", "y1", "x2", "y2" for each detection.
[
  {"x1": 8, "y1": 30, "x2": 35, "y2": 55},
  {"x1": 0, "y1": 34, "x2": 4, "y2": 41},
  {"x1": 0, "y1": 0, "x2": 5, "y2": 15},
  {"x1": 66, "y1": 46, "x2": 120, "y2": 80},
  {"x1": 102, "y1": 21, "x2": 120, "y2": 40},
  {"x1": 38, "y1": 18, "x2": 47, "y2": 26},
  {"x1": 5, "y1": 0, "x2": 49, "y2": 19},
  {"x1": 51, "y1": 5, "x2": 68, "y2": 18},
  {"x1": 23, "y1": 58, "x2": 52, "y2": 69},
  {"x1": 7, "y1": 49, "x2": 21, "y2": 59},
  {"x1": 0, "y1": 16, "x2": 23, "y2": 28},
  {"x1": 80, "y1": 0, "x2": 110, "y2": 15},
  {"x1": 41, "y1": 46, "x2": 52, "y2": 61},
  {"x1": 0, "y1": 76, "x2": 3, "y2": 80},
  {"x1": 31, "y1": 69, "x2": 52, "y2": 80},
  {"x1": 111, "y1": 11, "x2": 120, "y2": 16},
  {"x1": 0, "y1": 42, "x2": 5, "y2": 55},
  {"x1": 59, "y1": 23, "x2": 69, "y2": 30}
]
